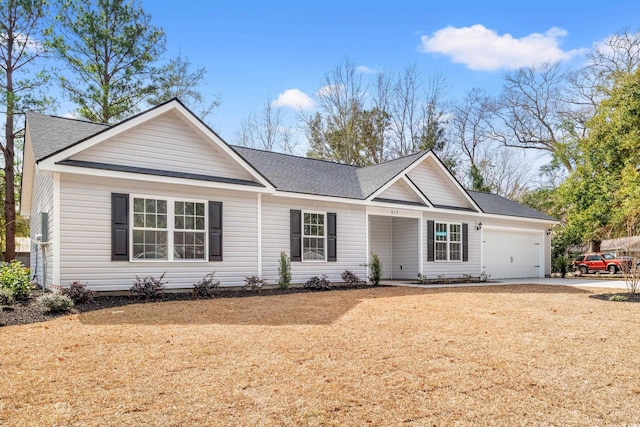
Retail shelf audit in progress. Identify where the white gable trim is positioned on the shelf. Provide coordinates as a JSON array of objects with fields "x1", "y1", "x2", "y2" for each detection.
[
  {"x1": 367, "y1": 151, "x2": 481, "y2": 212},
  {"x1": 37, "y1": 100, "x2": 274, "y2": 190},
  {"x1": 401, "y1": 176, "x2": 433, "y2": 207}
]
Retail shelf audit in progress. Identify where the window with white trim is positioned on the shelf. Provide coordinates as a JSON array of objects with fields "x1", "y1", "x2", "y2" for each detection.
[
  {"x1": 302, "y1": 212, "x2": 326, "y2": 261},
  {"x1": 132, "y1": 197, "x2": 207, "y2": 261},
  {"x1": 435, "y1": 222, "x2": 462, "y2": 261}
]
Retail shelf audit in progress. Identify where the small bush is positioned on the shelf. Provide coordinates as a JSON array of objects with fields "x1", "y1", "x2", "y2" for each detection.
[
  {"x1": 304, "y1": 274, "x2": 331, "y2": 290},
  {"x1": 278, "y1": 251, "x2": 291, "y2": 289},
  {"x1": 341, "y1": 270, "x2": 361, "y2": 286},
  {"x1": 244, "y1": 275, "x2": 267, "y2": 291},
  {"x1": 0, "y1": 260, "x2": 32, "y2": 300},
  {"x1": 0, "y1": 288, "x2": 15, "y2": 305},
  {"x1": 554, "y1": 256, "x2": 568, "y2": 278},
  {"x1": 608, "y1": 294, "x2": 630, "y2": 302},
  {"x1": 61, "y1": 281, "x2": 94, "y2": 304},
  {"x1": 192, "y1": 272, "x2": 220, "y2": 298},
  {"x1": 130, "y1": 272, "x2": 166, "y2": 299},
  {"x1": 37, "y1": 293, "x2": 74, "y2": 312},
  {"x1": 480, "y1": 271, "x2": 491, "y2": 282},
  {"x1": 368, "y1": 253, "x2": 383, "y2": 285}
]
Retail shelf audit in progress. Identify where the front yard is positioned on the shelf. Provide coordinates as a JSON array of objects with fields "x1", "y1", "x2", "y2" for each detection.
[{"x1": 1, "y1": 284, "x2": 639, "y2": 425}]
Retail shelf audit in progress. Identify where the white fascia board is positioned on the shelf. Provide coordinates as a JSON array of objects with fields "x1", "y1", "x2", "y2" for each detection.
[
  {"x1": 272, "y1": 190, "x2": 557, "y2": 226},
  {"x1": 39, "y1": 163, "x2": 275, "y2": 194},
  {"x1": 38, "y1": 100, "x2": 274, "y2": 190},
  {"x1": 20, "y1": 124, "x2": 35, "y2": 216}
]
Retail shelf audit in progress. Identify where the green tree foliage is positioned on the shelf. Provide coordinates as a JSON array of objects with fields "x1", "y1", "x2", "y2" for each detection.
[
  {"x1": 555, "y1": 68, "x2": 640, "y2": 248},
  {"x1": 52, "y1": 0, "x2": 166, "y2": 124},
  {"x1": 146, "y1": 54, "x2": 220, "y2": 121},
  {"x1": 0, "y1": 0, "x2": 51, "y2": 260}
]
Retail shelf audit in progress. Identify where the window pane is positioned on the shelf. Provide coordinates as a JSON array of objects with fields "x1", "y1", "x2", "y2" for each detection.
[
  {"x1": 157, "y1": 200, "x2": 167, "y2": 214},
  {"x1": 435, "y1": 242, "x2": 447, "y2": 260},
  {"x1": 145, "y1": 214, "x2": 156, "y2": 228},
  {"x1": 185, "y1": 202, "x2": 194, "y2": 215},
  {"x1": 134, "y1": 198, "x2": 144, "y2": 212},
  {"x1": 196, "y1": 217, "x2": 204, "y2": 230},
  {"x1": 133, "y1": 214, "x2": 144, "y2": 228},
  {"x1": 450, "y1": 243, "x2": 461, "y2": 261},
  {"x1": 157, "y1": 214, "x2": 167, "y2": 229},
  {"x1": 145, "y1": 199, "x2": 156, "y2": 212},
  {"x1": 174, "y1": 231, "x2": 205, "y2": 260},
  {"x1": 196, "y1": 203, "x2": 204, "y2": 216},
  {"x1": 303, "y1": 237, "x2": 325, "y2": 261},
  {"x1": 435, "y1": 223, "x2": 448, "y2": 241},
  {"x1": 175, "y1": 216, "x2": 184, "y2": 229},
  {"x1": 175, "y1": 201, "x2": 184, "y2": 215}
]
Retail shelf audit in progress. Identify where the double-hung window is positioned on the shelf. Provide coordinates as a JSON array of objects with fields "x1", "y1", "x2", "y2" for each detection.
[
  {"x1": 132, "y1": 196, "x2": 207, "y2": 261},
  {"x1": 435, "y1": 222, "x2": 462, "y2": 261},
  {"x1": 302, "y1": 212, "x2": 326, "y2": 261}
]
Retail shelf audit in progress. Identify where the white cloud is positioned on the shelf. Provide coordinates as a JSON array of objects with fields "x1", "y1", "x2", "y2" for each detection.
[
  {"x1": 272, "y1": 89, "x2": 314, "y2": 110},
  {"x1": 356, "y1": 65, "x2": 377, "y2": 74},
  {"x1": 316, "y1": 84, "x2": 340, "y2": 98},
  {"x1": 62, "y1": 111, "x2": 80, "y2": 119},
  {"x1": 420, "y1": 25, "x2": 584, "y2": 71}
]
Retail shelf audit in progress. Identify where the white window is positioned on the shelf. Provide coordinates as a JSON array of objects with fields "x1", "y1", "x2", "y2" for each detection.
[
  {"x1": 435, "y1": 222, "x2": 462, "y2": 261},
  {"x1": 302, "y1": 212, "x2": 326, "y2": 261},
  {"x1": 132, "y1": 196, "x2": 207, "y2": 261}
]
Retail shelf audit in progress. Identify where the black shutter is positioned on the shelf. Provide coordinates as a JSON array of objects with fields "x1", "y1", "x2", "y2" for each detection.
[
  {"x1": 427, "y1": 220, "x2": 434, "y2": 262},
  {"x1": 111, "y1": 193, "x2": 129, "y2": 261},
  {"x1": 209, "y1": 201, "x2": 223, "y2": 261},
  {"x1": 290, "y1": 210, "x2": 301, "y2": 261},
  {"x1": 462, "y1": 223, "x2": 469, "y2": 262},
  {"x1": 327, "y1": 212, "x2": 337, "y2": 262}
]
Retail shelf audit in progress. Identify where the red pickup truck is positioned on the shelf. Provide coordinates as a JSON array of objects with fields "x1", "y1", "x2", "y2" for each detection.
[{"x1": 574, "y1": 253, "x2": 631, "y2": 274}]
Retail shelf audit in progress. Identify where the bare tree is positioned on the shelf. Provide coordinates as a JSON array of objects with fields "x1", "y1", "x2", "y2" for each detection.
[
  {"x1": 452, "y1": 88, "x2": 494, "y2": 170},
  {"x1": 491, "y1": 62, "x2": 579, "y2": 173},
  {"x1": 235, "y1": 96, "x2": 297, "y2": 154}
]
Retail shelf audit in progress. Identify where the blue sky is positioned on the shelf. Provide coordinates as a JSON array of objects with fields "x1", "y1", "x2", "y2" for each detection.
[{"x1": 75, "y1": 1, "x2": 640, "y2": 144}]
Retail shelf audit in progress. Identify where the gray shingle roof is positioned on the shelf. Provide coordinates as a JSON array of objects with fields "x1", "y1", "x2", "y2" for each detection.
[
  {"x1": 26, "y1": 112, "x2": 108, "y2": 161},
  {"x1": 25, "y1": 111, "x2": 555, "y2": 221},
  {"x1": 467, "y1": 190, "x2": 555, "y2": 221}
]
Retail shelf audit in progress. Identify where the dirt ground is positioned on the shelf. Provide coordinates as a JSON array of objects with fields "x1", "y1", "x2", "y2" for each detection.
[{"x1": 1, "y1": 284, "x2": 639, "y2": 426}]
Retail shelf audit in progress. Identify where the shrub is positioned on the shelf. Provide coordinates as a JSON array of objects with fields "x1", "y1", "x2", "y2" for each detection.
[
  {"x1": 192, "y1": 272, "x2": 220, "y2": 298},
  {"x1": 61, "y1": 281, "x2": 94, "y2": 304},
  {"x1": 304, "y1": 274, "x2": 331, "y2": 290},
  {"x1": 480, "y1": 271, "x2": 491, "y2": 282},
  {"x1": 554, "y1": 256, "x2": 568, "y2": 278},
  {"x1": 368, "y1": 253, "x2": 383, "y2": 285},
  {"x1": 130, "y1": 272, "x2": 166, "y2": 299},
  {"x1": 0, "y1": 260, "x2": 32, "y2": 300},
  {"x1": 278, "y1": 251, "x2": 291, "y2": 289},
  {"x1": 0, "y1": 288, "x2": 15, "y2": 305},
  {"x1": 244, "y1": 275, "x2": 267, "y2": 291},
  {"x1": 341, "y1": 270, "x2": 361, "y2": 286},
  {"x1": 609, "y1": 294, "x2": 630, "y2": 302},
  {"x1": 37, "y1": 293, "x2": 74, "y2": 312}
]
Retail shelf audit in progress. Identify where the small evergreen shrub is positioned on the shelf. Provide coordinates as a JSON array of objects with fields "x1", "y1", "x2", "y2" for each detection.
[
  {"x1": 278, "y1": 251, "x2": 292, "y2": 289},
  {"x1": 61, "y1": 281, "x2": 94, "y2": 304},
  {"x1": 192, "y1": 272, "x2": 220, "y2": 298},
  {"x1": 609, "y1": 294, "x2": 630, "y2": 302},
  {"x1": 130, "y1": 272, "x2": 166, "y2": 299},
  {"x1": 304, "y1": 274, "x2": 331, "y2": 290},
  {"x1": 368, "y1": 253, "x2": 383, "y2": 285},
  {"x1": 341, "y1": 270, "x2": 361, "y2": 286},
  {"x1": 244, "y1": 275, "x2": 267, "y2": 290},
  {"x1": 0, "y1": 260, "x2": 32, "y2": 300},
  {"x1": 0, "y1": 288, "x2": 15, "y2": 305},
  {"x1": 37, "y1": 293, "x2": 74, "y2": 312}
]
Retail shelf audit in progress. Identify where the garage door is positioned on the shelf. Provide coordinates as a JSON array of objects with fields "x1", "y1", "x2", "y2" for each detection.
[{"x1": 483, "y1": 228, "x2": 543, "y2": 279}]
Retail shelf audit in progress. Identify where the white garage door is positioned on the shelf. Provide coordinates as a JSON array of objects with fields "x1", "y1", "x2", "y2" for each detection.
[{"x1": 483, "y1": 228, "x2": 543, "y2": 279}]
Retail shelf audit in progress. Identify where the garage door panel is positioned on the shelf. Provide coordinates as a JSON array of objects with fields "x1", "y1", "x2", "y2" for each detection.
[{"x1": 483, "y1": 229, "x2": 542, "y2": 279}]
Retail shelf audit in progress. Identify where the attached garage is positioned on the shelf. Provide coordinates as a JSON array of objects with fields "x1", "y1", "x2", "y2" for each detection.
[{"x1": 482, "y1": 227, "x2": 544, "y2": 279}]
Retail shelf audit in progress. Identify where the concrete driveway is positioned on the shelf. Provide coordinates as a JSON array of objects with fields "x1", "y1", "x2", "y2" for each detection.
[{"x1": 386, "y1": 277, "x2": 632, "y2": 290}]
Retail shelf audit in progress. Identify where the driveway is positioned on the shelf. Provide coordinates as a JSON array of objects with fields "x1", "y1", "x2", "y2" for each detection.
[{"x1": 386, "y1": 277, "x2": 631, "y2": 290}]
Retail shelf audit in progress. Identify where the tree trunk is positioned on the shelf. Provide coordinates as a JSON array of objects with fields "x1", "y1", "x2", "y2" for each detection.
[{"x1": 4, "y1": 67, "x2": 16, "y2": 261}]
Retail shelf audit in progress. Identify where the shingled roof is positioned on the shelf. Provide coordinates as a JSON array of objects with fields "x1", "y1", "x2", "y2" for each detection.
[{"x1": 25, "y1": 110, "x2": 555, "y2": 221}]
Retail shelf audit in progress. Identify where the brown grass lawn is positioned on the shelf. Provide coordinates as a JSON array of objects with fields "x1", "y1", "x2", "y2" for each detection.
[{"x1": 1, "y1": 285, "x2": 639, "y2": 426}]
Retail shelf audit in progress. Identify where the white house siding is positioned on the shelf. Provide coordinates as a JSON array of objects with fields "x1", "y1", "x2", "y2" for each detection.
[
  {"x1": 29, "y1": 173, "x2": 54, "y2": 286},
  {"x1": 261, "y1": 196, "x2": 367, "y2": 284},
  {"x1": 408, "y1": 158, "x2": 474, "y2": 209},
  {"x1": 391, "y1": 217, "x2": 419, "y2": 279},
  {"x1": 481, "y1": 216, "x2": 551, "y2": 277},
  {"x1": 58, "y1": 173, "x2": 258, "y2": 290},
  {"x1": 422, "y1": 212, "x2": 481, "y2": 278},
  {"x1": 71, "y1": 111, "x2": 253, "y2": 182},
  {"x1": 368, "y1": 215, "x2": 392, "y2": 279},
  {"x1": 378, "y1": 180, "x2": 422, "y2": 204}
]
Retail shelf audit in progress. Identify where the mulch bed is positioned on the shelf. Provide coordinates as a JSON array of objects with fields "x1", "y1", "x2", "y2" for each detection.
[
  {"x1": 589, "y1": 292, "x2": 640, "y2": 302},
  {"x1": 0, "y1": 283, "x2": 377, "y2": 327}
]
